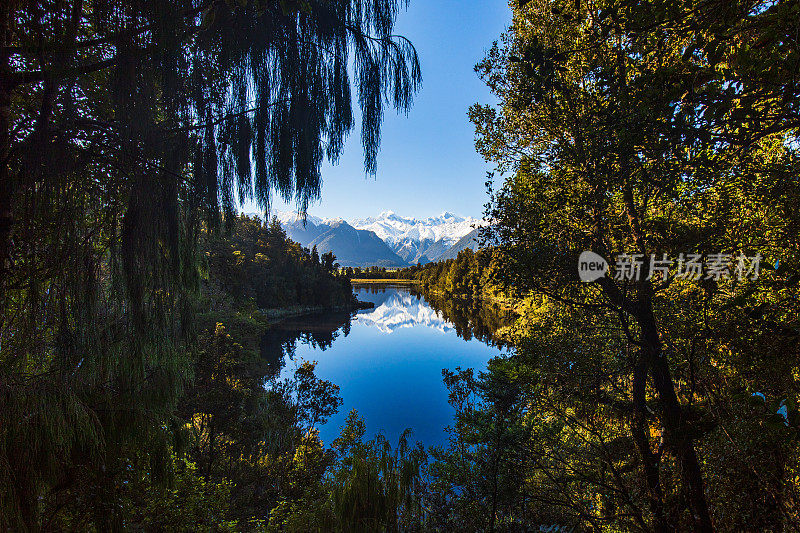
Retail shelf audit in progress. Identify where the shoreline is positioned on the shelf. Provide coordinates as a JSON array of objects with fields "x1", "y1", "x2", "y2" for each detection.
[
  {"x1": 419, "y1": 286, "x2": 519, "y2": 314},
  {"x1": 259, "y1": 300, "x2": 374, "y2": 323},
  {"x1": 349, "y1": 278, "x2": 420, "y2": 284}
]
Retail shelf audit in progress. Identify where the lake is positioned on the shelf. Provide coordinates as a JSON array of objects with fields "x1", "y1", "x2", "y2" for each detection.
[{"x1": 266, "y1": 282, "x2": 513, "y2": 447}]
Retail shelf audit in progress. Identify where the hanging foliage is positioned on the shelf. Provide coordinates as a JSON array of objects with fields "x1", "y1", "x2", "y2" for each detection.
[{"x1": 0, "y1": 0, "x2": 420, "y2": 529}]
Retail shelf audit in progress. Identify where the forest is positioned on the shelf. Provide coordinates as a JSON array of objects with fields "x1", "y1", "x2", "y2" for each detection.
[
  {"x1": 0, "y1": 0, "x2": 427, "y2": 528},
  {"x1": 424, "y1": 0, "x2": 800, "y2": 529},
  {"x1": 369, "y1": 0, "x2": 800, "y2": 527},
  {"x1": 3, "y1": 0, "x2": 800, "y2": 531}
]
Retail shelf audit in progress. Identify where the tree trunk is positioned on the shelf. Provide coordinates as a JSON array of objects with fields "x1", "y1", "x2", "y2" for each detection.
[
  {"x1": 0, "y1": 3, "x2": 14, "y2": 292},
  {"x1": 632, "y1": 358, "x2": 671, "y2": 532},
  {"x1": 636, "y1": 300, "x2": 713, "y2": 532},
  {"x1": 617, "y1": 174, "x2": 713, "y2": 530}
]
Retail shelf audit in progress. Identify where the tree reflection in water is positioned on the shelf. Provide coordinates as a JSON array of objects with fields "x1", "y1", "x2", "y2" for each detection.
[
  {"x1": 260, "y1": 283, "x2": 516, "y2": 375},
  {"x1": 420, "y1": 289, "x2": 515, "y2": 348},
  {"x1": 260, "y1": 311, "x2": 353, "y2": 377}
]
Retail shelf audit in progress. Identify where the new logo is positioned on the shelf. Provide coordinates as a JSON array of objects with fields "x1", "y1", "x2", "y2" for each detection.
[{"x1": 578, "y1": 251, "x2": 608, "y2": 282}]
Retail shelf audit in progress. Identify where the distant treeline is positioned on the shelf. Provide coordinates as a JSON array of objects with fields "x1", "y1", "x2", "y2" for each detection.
[
  {"x1": 345, "y1": 264, "x2": 421, "y2": 279},
  {"x1": 347, "y1": 248, "x2": 504, "y2": 301},
  {"x1": 204, "y1": 214, "x2": 355, "y2": 311}
]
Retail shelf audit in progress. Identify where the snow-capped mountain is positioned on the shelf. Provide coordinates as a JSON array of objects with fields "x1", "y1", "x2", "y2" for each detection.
[
  {"x1": 352, "y1": 211, "x2": 479, "y2": 246},
  {"x1": 351, "y1": 211, "x2": 485, "y2": 263},
  {"x1": 267, "y1": 210, "x2": 408, "y2": 267},
  {"x1": 250, "y1": 209, "x2": 486, "y2": 266},
  {"x1": 272, "y1": 210, "x2": 324, "y2": 227}
]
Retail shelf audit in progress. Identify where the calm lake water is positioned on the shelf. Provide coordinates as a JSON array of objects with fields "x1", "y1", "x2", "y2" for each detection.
[{"x1": 266, "y1": 283, "x2": 513, "y2": 447}]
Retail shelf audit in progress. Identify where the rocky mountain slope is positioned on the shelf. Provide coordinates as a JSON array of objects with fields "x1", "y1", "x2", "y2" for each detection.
[{"x1": 258, "y1": 210, "x2": 485, "y2": 267}]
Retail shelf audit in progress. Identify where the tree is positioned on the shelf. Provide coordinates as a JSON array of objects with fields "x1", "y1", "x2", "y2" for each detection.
[
  {"x1": 321, "y1": 250, "x2": 337, "y2": 273},
  {"x1": 328, "y1": 410, "x2": 429, "y2": 532},
  {"x1": 0, "y1": 0, "x2": 420, "y2": 529},
  {"x1": 429, "y1": 363, "x2": 532, "y2": 532},
  {"x1": 472, "y1": 0, "x2": 800, "y2": 530}
]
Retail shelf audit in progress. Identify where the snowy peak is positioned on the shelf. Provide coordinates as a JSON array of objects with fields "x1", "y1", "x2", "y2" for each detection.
[
  {"x1": 272, "y1": 212, "x2": 408, "y2": 268},
  {"x1": 351, "y1": 211, "x2": 482, "y2": 247},
  {"x1": 255, "y1": 208, "x2": 486, "y2": 267},
  {"x1": 349, "y1": 211, "x2": 486, "y2": 264},
  {"x1": 271, "y1": 209, "x2": 324, "y2": 227}
]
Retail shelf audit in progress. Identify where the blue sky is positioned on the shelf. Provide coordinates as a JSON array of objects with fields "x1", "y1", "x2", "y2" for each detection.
[{"x1": 247, "y1": 1, "x2": 511, "y2": 221}]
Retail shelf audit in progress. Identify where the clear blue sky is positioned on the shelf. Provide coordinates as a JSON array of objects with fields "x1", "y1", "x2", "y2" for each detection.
[{"x1": 250, "y1": 1, "x2": 511, "y2": 221}]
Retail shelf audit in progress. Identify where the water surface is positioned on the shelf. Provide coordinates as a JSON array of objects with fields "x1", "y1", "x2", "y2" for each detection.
[{"x1": 268, "y1": 283, "x2": 512, "y2": 446}]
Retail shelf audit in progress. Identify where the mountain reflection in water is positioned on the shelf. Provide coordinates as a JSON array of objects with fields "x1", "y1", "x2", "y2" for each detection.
[
  {"x1": 355, "y1": 291, "x2": 454, "y2": 334},
  {"x1": 262, "y1": 283, "x2": 514, "y2": 445},
  {"x1": 353, "y1": 283, "x2": 513, "y2": 346}
]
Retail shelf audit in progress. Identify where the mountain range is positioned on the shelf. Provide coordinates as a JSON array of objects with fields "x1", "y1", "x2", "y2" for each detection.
[
  {"x1": 259, "y1": 210, "x2": 485, "y2": 267},
  {"x1": 351, "y1": 211, "x2": 482, "y2": 264}
]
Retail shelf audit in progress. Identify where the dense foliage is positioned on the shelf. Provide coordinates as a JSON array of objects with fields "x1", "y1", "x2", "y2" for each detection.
[
  {"x1": 6, "y1": 0, "x2": 800, "y2": 530},
  {"x1": 204, "y1": 214, "x2": 354, "y2": 311},
  {"x1": 413, "y1": 249, "x2": 498, "y2": 300},
  {"x1": 422, "y1": 0, "x2": 800, "y2": 531},
  {"x1": 0, "y1": 0, "x2": 420, "y2": 529}
]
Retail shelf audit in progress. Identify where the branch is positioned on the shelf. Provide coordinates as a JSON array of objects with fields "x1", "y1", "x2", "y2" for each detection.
[
  {"x1": 5, "y1": 1, "x2": 213, "y2": 89},
  {"x1": 9, "y1": 57, "x2": 117, "y2": 88},
  {"x1": 164, "y1": 100, "x2": 287, "y2": 134}
]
